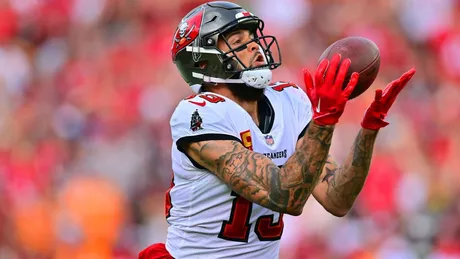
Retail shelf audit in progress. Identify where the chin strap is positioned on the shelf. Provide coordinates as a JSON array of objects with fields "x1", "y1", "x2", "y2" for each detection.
[{"x1": 191, "y1": 69, "x2": 272, "y2": 93}]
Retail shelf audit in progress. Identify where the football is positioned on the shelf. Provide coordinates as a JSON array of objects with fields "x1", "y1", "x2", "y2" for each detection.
[{"x1": 318, "y1": 37, "x2": 380, "y2": 99}]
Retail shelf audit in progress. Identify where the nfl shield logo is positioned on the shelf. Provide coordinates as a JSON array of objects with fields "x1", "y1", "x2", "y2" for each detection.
[{"x1": 265, "y1": 135, "x2": 274, "y2": 146}]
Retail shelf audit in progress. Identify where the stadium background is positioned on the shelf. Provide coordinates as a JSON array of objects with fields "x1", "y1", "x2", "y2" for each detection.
[{"x1": 0, "y1": 0, "x2": 459, "y2": 258}]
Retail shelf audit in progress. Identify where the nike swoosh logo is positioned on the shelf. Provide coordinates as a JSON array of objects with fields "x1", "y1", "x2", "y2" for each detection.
[
  {"x1": 316, "y1": 98, "x2": 321, "y2": 113},
  {"x1": 189, "y1": 100, "x2": 206, "y2": 107}
]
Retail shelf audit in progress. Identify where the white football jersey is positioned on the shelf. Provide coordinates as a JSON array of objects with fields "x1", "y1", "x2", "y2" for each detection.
[{"x1": 165, "y1": 82, "x2": 312, "y2": 259}]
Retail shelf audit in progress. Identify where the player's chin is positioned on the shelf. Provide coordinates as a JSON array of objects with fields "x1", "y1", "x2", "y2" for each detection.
[{"x1": 227, "y1": 83, "x2": 265, "y2": 102}]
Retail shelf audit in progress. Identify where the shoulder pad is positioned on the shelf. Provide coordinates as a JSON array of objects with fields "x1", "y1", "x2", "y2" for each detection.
[{"x1": 170, "y1": 92, "x2": 240, "y2": 143}]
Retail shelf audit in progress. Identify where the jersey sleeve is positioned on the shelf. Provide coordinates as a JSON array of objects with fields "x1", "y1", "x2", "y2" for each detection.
[{"x1": 170, "y1": 95, "x2": 242, "y2": 152}]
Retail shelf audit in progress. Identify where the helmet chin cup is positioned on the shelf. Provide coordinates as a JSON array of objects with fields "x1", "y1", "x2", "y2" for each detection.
[{"x1": 240, "y1": 69, "x2": 272, "y2": 89}]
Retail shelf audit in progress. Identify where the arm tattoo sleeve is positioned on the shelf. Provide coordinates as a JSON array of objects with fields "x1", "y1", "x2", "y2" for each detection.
[
  {"x1": 326, "y1": 129, "x2": 378, "y2": 210},
  {"x1": 277, "y1": 123, "x2": 334, "y2": 212},
  {"x1": 191, "y1": 123, "x2": 334, "y2": 214}
]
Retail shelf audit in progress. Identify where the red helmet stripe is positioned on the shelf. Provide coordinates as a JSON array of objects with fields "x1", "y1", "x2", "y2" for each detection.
[{"x1": 171, "y1": 10, "x2": 204, "y2": 60}]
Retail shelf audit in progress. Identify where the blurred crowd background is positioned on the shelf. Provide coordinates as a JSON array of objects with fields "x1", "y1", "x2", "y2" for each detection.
[{"x1": 0, "y1": 0, "x2": 459, "y2": 258}]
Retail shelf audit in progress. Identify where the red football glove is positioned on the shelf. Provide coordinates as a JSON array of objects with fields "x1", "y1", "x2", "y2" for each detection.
[
  {"x1": 303, "y1": 54, "x2": 360, "y2": 126},
  {"x1": 361, "y1": 68, "x2": 416, "y2": 130}
]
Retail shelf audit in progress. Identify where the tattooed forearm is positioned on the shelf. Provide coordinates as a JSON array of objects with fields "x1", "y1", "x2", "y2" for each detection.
[
  {"x1": 187, "y1": 122, "x2": 334, "y2": 215},
  {"x1": 278, "y1": 123, "x2": 334, "y2": 212},
  {"x1": 326, "y1": 129, "x2": 378, "y2": 210},
  {"x1": 195, "y1": 141, "x2": 289, "y2": 212}
]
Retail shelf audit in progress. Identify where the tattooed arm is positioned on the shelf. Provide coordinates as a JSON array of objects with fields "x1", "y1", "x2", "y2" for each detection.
[
  {"x1": 309, "y1": 69, "x2": 416, "y2": 216},
  {"x1": 182, "y1": 122, "x2": 334, "y2": 216},
  {"x1": 309, "y1": 128, "x2": 378, "y2": 217}
]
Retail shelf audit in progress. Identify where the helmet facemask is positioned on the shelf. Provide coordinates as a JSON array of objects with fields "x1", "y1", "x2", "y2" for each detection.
[
  {"x1": 207, "y1": 18, "x2": 282, "y2": 89},
  {"x1": 219, "y1": 20, "x2": 281, "y2": 72}
]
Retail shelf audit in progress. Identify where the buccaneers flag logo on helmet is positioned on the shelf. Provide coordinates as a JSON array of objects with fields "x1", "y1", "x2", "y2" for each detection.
[{"x1": 171, "y1": 9, "x2": 204, "y2": 60}]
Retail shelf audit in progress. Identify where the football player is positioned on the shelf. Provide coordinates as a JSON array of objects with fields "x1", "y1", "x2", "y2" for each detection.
[{"x1": 139, "y1": 1, "x2": 415, "y2": 258}]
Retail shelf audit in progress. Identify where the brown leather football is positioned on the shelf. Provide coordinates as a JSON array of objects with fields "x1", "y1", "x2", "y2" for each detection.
[{"x1": 319, "y1": 37, "x2": 380, "y2": 99}]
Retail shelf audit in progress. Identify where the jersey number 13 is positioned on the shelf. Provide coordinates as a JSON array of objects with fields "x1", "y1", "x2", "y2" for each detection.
[{"x1": 218, "y1": 191, "x2": 284, "y2": 242}]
